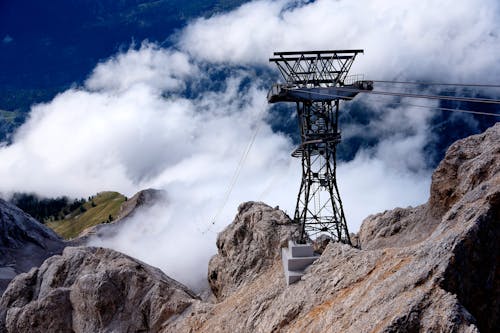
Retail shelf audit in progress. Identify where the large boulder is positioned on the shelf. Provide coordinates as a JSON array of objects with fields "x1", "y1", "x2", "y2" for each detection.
[
  {"x1": 0, "y1": 246, "x2": 198, "y2": 333},
  {"x1": 208, "y1": 202, "x2": 300, "y2": 301},
  {"x1": 0, "y1": 199, "x2": 64, "y2": 295}
]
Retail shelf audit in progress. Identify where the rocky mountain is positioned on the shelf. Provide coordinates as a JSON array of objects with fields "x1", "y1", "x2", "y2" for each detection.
[
  {"x1": 115, "y1": 188, "x2": 167, "y2": 222},
  {"x1": 0, "y1": 199, "x2": 64, "y2": 295},
  {"x1": 0, "y1": 123, "x2": 498, "y2": 332},
  {"x1": 0, "y1": 188, "x2": 166, "y2": 295},
  {"x1": 207, "y1": 202, "x2": 301, "y2": 301}
]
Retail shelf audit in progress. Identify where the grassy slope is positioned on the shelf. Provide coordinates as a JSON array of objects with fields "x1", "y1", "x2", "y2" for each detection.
[{"x1": 46, "y1": 191, "x2": 126, "y2": 239}]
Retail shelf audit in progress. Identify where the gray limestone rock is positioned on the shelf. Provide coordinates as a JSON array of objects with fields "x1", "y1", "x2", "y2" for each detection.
[
  {"x1": 0, "y1": 246, "x2": 198, "y2": 333},
  {"x1": 358, "y1": 204, "x2": 439, "y2": 250},
  {"x1": 429, "y1": 122, "x2": 500, "y2": 218},
  {"x1": 208, "y1": 202, "x2": 300, "y2": 301}
]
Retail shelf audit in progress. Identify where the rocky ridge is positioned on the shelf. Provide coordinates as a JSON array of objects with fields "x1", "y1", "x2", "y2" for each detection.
[
  {"x1": 76, "y1": 188, "x2": 167, "y2": 243},
  {"x1": 0, "y1": 123, "x2": 499, "y2": 332}
]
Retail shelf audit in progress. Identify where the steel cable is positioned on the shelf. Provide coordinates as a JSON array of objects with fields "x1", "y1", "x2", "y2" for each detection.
[
  {"x1": 371, "y1": 80, "x2": 500, "y2": 89},
  {"x1": 332, "y1": 86, "x2": 500, "y2": 105},
  {"x1": 284, "y1": 88, "x2": 500, "y2": 117}
]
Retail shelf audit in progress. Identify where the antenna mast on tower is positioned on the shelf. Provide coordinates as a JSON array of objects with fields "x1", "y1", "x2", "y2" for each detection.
[{"x1": 268, "y1": 50, "x2": 373, "y2": 244}]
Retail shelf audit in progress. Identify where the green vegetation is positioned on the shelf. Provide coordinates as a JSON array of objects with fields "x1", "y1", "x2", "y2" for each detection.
[
  {"x1": 0, "y1": 110, "x2": 18, "y2": 123},
  {"x1": 9, "y1": 192, "x2": 73, "y2": 222},
  {"x1": 46, "y1": 192, "x2": 127, "y2": 240},
  {"x1": 0, "y1": 109, "x2": 25, "y2": 141}
]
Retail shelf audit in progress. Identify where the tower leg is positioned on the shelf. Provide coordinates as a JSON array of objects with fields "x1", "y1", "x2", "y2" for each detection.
[{"x1": 294, "y1": 101, "x2": 351, "y2": 244}]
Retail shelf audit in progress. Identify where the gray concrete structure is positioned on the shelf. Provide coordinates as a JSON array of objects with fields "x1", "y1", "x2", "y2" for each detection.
[{"x1": 281, "y1": 240, "x2": 319, "y2": 285}]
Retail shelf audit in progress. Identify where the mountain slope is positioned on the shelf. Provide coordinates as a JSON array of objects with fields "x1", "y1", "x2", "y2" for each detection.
[
  {"x1": 76, "y1": 188, "x2": 167, "y2": 243},
  {"x1": 46, "y1": 191, "x2": 127, "y2": 240},
  {"x1": 0, "y1": 199, "x2": 64, "y2": 295}
]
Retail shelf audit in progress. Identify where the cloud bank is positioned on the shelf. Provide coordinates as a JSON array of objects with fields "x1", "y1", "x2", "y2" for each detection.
[
  {"x1": 181, "y1": 0, "x2": 500, "y2": 82},
  {"x1": 1, "y1": 0, "x2": 499, "y2": 289}
]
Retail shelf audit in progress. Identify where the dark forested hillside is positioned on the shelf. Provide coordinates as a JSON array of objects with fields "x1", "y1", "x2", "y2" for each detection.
[{"x1": 0, "y1": 0, "x2": 248, "y2": 136}]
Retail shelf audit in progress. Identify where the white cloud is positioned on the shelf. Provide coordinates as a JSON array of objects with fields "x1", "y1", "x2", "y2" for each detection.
[
  {"x1": 1, "y1": 0, "x2": 499, "y2": 289},
  {"x1": 338, "y1": 153, "x2": 430, "y2": 229},
  {"x1": 0, "y1": 44, "x2": 298, "y2": 289},
  {"x1": 180, "y1": 0, "x2": 500, "y2": 82},
  {"x1": 86, "y1": 43, "x2": 196, "y2": 93},
  {"x1": 0, "y1": 47, "x2": 292, "y2": 200}
]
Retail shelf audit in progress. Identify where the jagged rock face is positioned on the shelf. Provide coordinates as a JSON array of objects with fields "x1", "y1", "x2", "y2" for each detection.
[
  {"x1": 358, "y1": 205, "x2": 439, "y2": 250},
  {"x1": 429, "y1": 123, "x2": 500, "y2": 217},
  {"x1": 0, "y1": 199, "x2": 64, "y2": 295},
  {"x1": 208, "y1": 202, "x2": 300, "y2": 301},
  {"x1": 162, "y1": 124, "x2": 499, "y2": 332},
  {"x1": 360, "y1": 123, "x2": 500, "y2": 252},
  {"x1": 0, "y1": 246, "x2": 198, "y2": 333},
  {"x1": 357, "y1": 123, "x2": 500, "y2": 332}
]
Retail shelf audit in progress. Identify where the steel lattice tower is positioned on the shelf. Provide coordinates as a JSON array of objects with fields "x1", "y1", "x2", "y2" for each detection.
[{"x1": 268, "y1": 50, "x2": 373, "y2": 243}]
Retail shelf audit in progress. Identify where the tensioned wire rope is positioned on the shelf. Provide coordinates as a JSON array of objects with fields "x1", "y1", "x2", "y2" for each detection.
[
  {"x1": 283, "y1": 88, "x2": 500, "y2": 117},
  {"x1": 300, "y1": 86, "x2": 500, "y2": 105},
  {"x1": 201, "y1": 119, "x2": 262, "y2": 235},
  {"x1": 370, "y1": 80, "x2": 500, "y2": 89}
]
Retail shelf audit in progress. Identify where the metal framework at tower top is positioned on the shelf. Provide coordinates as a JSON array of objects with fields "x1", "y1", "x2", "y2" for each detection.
[{"x1": 268, "y1": 50, "x2": 373, "y2": 244}]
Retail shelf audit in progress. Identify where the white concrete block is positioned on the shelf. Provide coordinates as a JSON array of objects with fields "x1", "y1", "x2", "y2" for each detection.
[
  {"x1": 286, "y1": 256, "x2": 319, "y2": 271},
  {"x1": 282, "y1": 240, "x2": 319, "y2": 285},
  {"x1": 288, "y1": 240, "x2": 314, "y2": 257}
]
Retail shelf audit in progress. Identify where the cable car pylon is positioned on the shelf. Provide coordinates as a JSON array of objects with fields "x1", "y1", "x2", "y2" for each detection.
[{"x1": 268, "y1": 49, "x2": 373, "y2": 244}]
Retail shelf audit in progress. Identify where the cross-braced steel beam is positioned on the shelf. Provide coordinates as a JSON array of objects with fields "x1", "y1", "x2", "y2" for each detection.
[
  {"x1": 268, "y1": 49, "x2": 371, "y2": 243},
  {"x1": 293, "y1": 100, "x2": 350, "y2": 243}
]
